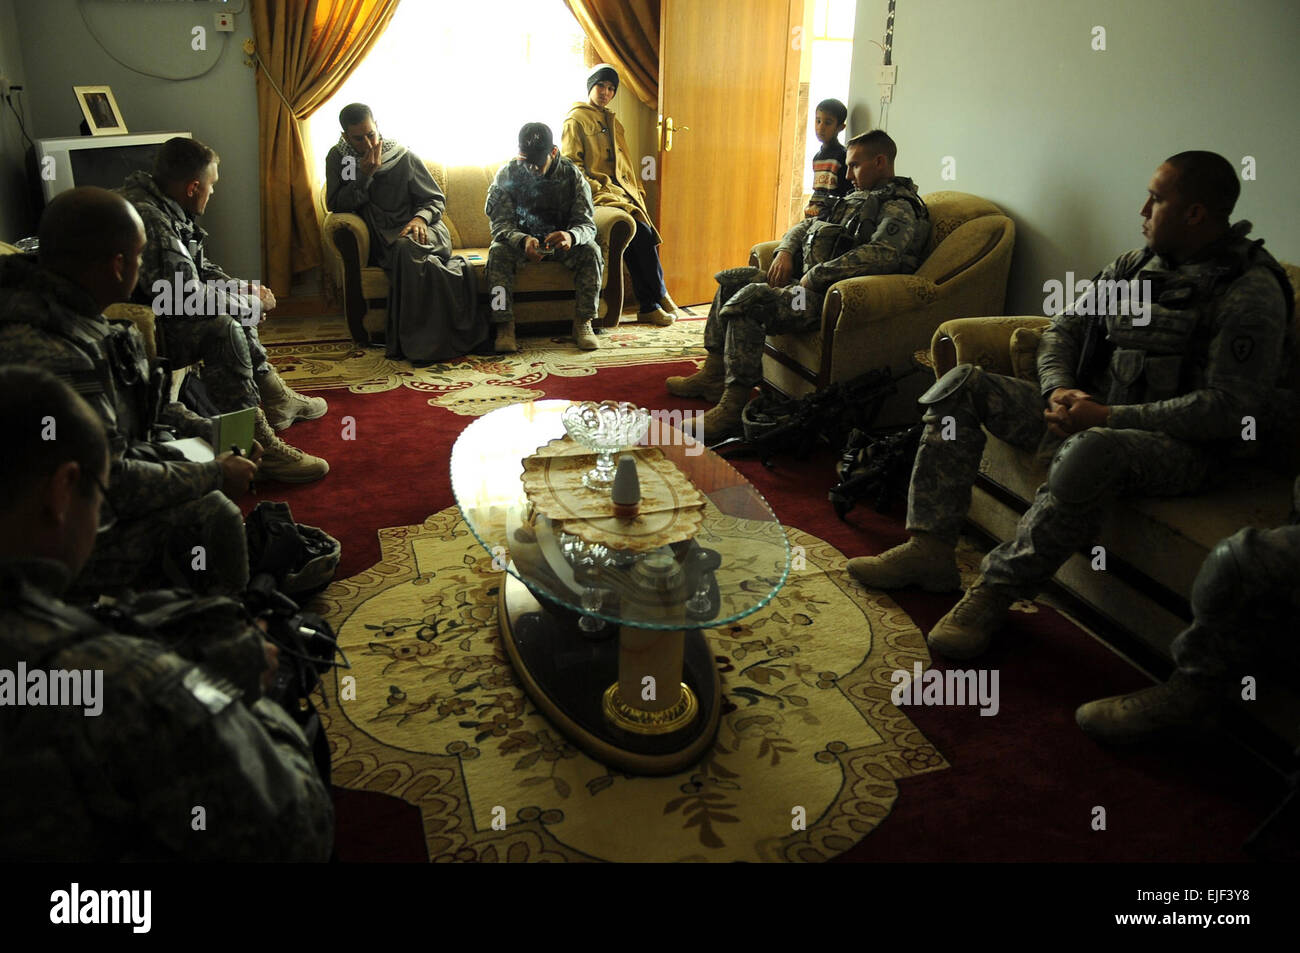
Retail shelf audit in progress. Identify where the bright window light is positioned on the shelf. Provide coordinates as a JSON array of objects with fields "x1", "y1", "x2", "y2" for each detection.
[{"x1": 308, "y1": 0, "x2": 588, "y2": 179}]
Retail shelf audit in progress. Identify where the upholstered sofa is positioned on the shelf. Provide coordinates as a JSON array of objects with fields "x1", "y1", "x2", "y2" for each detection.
[
  {"x1": 929, "y1": 262, "x2": 1300, "y2": 746},
  {"x1": 749, "y1": 191, "x2": 1015, "y2": 428},
  {"x1": 317, "y1": 161, "x2": 636, "y2": 345}
]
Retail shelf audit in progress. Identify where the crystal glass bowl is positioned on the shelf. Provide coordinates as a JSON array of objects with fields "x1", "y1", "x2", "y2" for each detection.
[{"x1": 561, "y1": 400, "x2": 651, "y2": 489}]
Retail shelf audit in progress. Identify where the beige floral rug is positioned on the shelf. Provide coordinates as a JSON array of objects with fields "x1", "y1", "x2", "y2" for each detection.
[
  {"x1": 265, "y1": 316, "x2": 706, "y2": 418},
  {"x1": 311, "y1": 506, "x2": 963, "y2": 862}
]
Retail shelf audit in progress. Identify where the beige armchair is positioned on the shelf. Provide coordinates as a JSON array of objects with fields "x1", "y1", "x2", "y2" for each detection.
[
  {"x1": 749, "y1": 191, "x2": 1015, "y2": 427},
  {"x1": 317, "y1": 160, "x2": 636, "y2": 345}
]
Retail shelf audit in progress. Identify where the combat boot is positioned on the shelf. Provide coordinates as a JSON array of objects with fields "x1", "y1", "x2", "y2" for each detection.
[
  {"x1": 495, "y1": 320, "x2": 517, "y2": 354},
  {"x1": 666, "y1": 352, "x2": 725, "y2": 403},
  {"x1": 694, "y1": 384, "x2": 752, "y2": 443},
  {"x1": 253, "y1": 407, "x2": 329, "y2": 484},
  {"x1": 640, "y1": 306, "x2": 676, "y2": 326},
  {"x1": 573, "y1": 319, "x2": 599, "y2": 350},
  {"x1": 847, "y1": 534, "x2": 961, "y2": 592},
  {"x1": 1075, "y1": 671, "x2": 1219, "y2": 744},
  {"x1": 258, "y1": 367, "x2": 328, "y2": 432},
  {"x1": 927, "y1": 578, "x2": 1014, "y2": 659}
]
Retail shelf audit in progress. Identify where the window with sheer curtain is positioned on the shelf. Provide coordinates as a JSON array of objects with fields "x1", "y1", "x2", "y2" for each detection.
[{"x1": 307, "y1": 0, "x2": 589, "y2": 178}]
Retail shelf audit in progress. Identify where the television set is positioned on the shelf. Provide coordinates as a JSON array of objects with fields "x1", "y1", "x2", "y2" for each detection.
[{"x1": 34, "y1": 131, "x2": 192, "y2": 204}]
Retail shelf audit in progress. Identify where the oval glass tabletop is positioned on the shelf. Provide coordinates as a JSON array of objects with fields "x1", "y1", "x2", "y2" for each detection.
[{"x1": 450, "y1": 400, "x2": 790, "y2": 630}]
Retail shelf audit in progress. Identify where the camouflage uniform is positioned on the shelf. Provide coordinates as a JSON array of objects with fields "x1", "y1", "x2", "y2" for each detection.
[
  {"x1": 703, "y1": 177, "x2": 931, "y2": 387},
  {"x1": 1171, "y1": 475, "x2": 1300, "y2": 687},
  {"x1": 0, "y1": 557, "x2": 333, "y2": 861},
  {"x1": 119, "y1": 171, "x2": 264, "y2": 412},
  {"x1": 908, "y1": 221, "x2": 1295, "y2": 601},
  {"x1": 484, "y1": 156, "x2": 602, "y2": 323},
  {"x1": 0, "y1": 254, "x2": 247, "y2": 599}
]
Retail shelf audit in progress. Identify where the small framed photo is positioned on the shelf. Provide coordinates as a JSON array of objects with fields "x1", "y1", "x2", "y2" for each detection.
[{"x1": 73, "y1": 85, "x2": 128, "y2": 136}]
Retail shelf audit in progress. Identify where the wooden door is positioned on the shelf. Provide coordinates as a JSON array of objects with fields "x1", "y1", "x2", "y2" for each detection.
[{"x1": 658, "y1": 0, "x2": 802, "y2": 306}]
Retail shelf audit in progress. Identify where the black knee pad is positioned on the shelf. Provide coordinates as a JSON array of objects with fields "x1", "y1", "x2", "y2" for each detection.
[
  {"x1": 218, "y1": 315, "x2": 254, "y2": 370},
  {"x1": 1190, "y1": 531, "x2": 1249, "y2": 623},
  {"x1": 918, "y1": 363, "x2": 978, "y2": 408},
  {"x1": 1046, "y1": 429, "x2": 1126, "y2": 505}
]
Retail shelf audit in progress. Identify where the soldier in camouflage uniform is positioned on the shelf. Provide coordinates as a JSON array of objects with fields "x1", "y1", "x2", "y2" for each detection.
[
  {"x1": 0, "y1": 366, "x2": 333, "y2": 861},
  {"x1": 485, "y1": 122, "x2": 603, "y2": 352},
  {"x1": 849, "y1": 152, "x2": 1296, "y2": 730},
  {"x1": 120, "y1": 137, "x2": 329, "y2": 483},
  {"x1": 667, "y1": 130, "x2": 931, "y2": 440},
  {"x1": 1076, "y1": 474, "x2": 1300, "y2": 742},
  {"x1": 0, "y1": 188, "x2": 256, "y2": 600}
]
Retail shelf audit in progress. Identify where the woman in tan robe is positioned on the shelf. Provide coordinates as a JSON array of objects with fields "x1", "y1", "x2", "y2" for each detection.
[{"x1": 561, "y1": 64, "x2": 682, "y2": 326}]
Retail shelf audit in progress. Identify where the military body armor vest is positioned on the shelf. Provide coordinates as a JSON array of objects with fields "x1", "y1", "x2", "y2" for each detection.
[
  {"x1": 1084, "y1": 235, "x2": 1295, "y2": 407},
  {"x1": 802, "y1": 180, "x2": 928, "y2": 270},
  {"x1": 1, "y1": 299, "x2": 163, "y2": 458}
]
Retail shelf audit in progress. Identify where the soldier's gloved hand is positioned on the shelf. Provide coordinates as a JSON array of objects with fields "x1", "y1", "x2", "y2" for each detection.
[
  {"x1": 544, "y1": 230, "x2": 572, "y2": 253},
  {"x1": 767, "y1": 250, "x2": 794, "y2": 287},
  {"x1": 523, "y1": 236, "x2": 545, "y2": 263},
  {"x1": 217, "y1": 451, "x2": 258, "y2": 499}
]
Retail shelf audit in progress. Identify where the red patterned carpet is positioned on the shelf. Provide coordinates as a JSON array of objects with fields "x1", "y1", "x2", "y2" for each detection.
[{"x1": 251, "y1": 328, "x2": 1282, "y2": 862}]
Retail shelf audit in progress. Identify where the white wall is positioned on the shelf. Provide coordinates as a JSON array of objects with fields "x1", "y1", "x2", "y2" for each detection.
[
  {"x1": 12, "y1": 0, "x2": 261, "y2": 277},
  {"x1": 848, "y1": 0, "x2": 1300, "y2": 315}
]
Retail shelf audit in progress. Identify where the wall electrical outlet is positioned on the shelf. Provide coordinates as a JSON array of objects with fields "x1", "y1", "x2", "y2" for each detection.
[
  {"x1": 878, "y1": 83, "x2": 893, "y2": 103},
  {"x1": 878, "y1": 65, "x2": 897, "y2": 85},
  {"x1": 215, "y1": 12, "x2": 235, "y2": 32}
]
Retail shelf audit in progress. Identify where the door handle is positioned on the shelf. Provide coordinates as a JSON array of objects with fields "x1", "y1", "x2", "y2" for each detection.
[{"x1": 664, "y1": 117, "x2": 691, "y2": 152}]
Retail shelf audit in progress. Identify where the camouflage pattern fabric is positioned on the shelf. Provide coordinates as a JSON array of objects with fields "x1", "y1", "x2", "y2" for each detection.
[
  {"x1": 0, "y1": 255, "x2": 244, "y2": 598},
  {"x1": 1172, "y1": 482, "x2": 1300, "y2": 684},
  {"x1": 71, "y1": 490, "x2": 249, "y2": 602},
  {"x1": 119, "y1": 171, "x2": 267, "y2": 410},
  {"x1": 905, "y1": 225, "x2": 1291, "y2": 601},
  {"x1": 0, "y1": 557, "x2": 333, "y2": 862},
  {"x1": 701, "y1": 177, "x2": 930, "y2": 388},
  {"x1": 484, "y1": 156, "x2": 601, "y2": 323},
  {"x1": 484, "y1": 239, "x2": 602, "y2": 324}
]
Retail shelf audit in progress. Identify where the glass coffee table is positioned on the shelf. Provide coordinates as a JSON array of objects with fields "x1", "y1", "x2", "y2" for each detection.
[{"x1": 451, "y1": 400, "x2": 789, "y2": 775}]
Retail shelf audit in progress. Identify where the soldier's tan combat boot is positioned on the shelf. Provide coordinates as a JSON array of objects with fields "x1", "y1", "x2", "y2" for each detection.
[
  {"x1": 693, "y1": 384, "x2": 751, "y2": 443},
  {"x1": 666, "y1": 352, "x2": 725, "y2": 403},
  {"x1": 847, "y1": 534, "x2": 961, "y2": 592},
  {"x1": 258, "y1": 368, "x2": 328, "y2": 432},
  {"x1": 573, "y1": 319, "x2": 599, "y2": 351},
  {"x1": 1075, "y1": 671, "x2": 1218, "y2": 744},
  {"x1": 927, "y1": 578, "x2": 1014, "y2": 659},
  {"x1": 495, "y1": 320, "x2": 517, "y2": 354},
  {"x1": 253, "y1": 407, "x2": 329, "y2": 483}
]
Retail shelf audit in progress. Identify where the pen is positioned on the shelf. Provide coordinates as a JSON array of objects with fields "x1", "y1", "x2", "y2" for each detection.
[{"x1": 231, "y1": 444, "x2": 255, "y2": 495}]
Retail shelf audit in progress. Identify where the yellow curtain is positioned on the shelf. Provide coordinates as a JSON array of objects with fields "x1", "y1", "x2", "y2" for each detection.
[
  {"x1": 251, "y1": 0, "x2": 401, "y2": 292},
  {"x1": 562, "y1": 0, "x2": 659, "y2": 110}
]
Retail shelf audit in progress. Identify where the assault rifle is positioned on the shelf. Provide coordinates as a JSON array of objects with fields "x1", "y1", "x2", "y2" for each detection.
[{"x1": 715, "y1": 365, "x2": 918, "y2": 468}]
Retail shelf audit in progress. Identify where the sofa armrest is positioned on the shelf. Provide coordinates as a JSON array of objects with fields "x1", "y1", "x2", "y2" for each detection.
[
  {"x1": 930, "y1": 316, "x2": 1051, "y2": 377},
  {"x1": 593, "y1": 206, "x2": 635, "y2": 261},
  {"x1": 105, "y1": 303, "x2": 160, "y2": 364},
  {"x1": 749, "y1": 240, "x2": 782, "y2": 272},
  {"x1": 322, "y1": 211, "x2": 371, "y2": 270}
]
